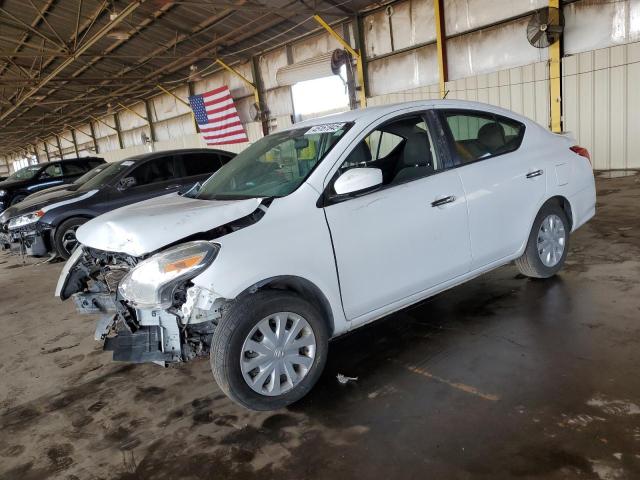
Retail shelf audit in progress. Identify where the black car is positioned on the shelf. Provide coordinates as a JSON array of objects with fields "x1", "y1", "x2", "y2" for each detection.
[
  {"x1": 2, "y1": 148, "x2": 234, "y2": 259},
  {"x1": 0, "y1": 163, "x2": 113, "y2": 252},
  {"x1": 0, "y1": 157, "x2": 105, "y2": 211}
]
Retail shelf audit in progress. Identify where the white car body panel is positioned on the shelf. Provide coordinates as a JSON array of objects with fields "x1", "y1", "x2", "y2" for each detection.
[
  {"x1": 190, "y1": 182, "x2": 348, "y2": 334},
  {"x1": 69, "y1": 99, "x2": 596, "y2": 339},
  {"x1": 76, "y1": 193, "x2": 262, "y2": 257},
  {"x1": 453, "y1": 134, "x2": 548, "y2": 268},
  {"x1": 324, "y1": 169, "x2": 471, "y2": 320}
]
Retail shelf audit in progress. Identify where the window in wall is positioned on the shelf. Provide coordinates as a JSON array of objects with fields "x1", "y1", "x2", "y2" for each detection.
[
  {"x1": 442, "y1": 110, "x2": 525, "y2": 164},
  {"x1": 336, "y1": 115, "x2": 440, "y2": 188},
  {"x1": 291, "y1": 67, "x2": 350, "y2": 121}
]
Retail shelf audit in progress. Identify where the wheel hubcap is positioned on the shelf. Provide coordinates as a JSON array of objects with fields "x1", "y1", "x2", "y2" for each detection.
[
  {"x1": 537, "y1": 214, "x2": 566, "y2": 267},
  {"x1": 240, "y1": 312, "x2": 316, "y2": 396}
]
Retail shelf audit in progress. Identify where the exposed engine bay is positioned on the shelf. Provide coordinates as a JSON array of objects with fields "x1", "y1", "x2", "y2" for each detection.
[
  {"x1": 56, "y1": 201, "x2": 272, "y2": 364},
  {"x1": 58, "y1": 245, "x2": 228, "y2": 365}
]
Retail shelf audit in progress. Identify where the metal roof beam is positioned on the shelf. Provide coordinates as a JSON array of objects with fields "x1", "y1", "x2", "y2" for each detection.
[{"x1": 0, "y1": 1, "x2": 144, "y2": 123}]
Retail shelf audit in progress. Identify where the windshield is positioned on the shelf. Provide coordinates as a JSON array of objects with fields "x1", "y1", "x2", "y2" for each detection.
[
  {"x1": 6, "y1": 165, "x2": 42, "y2": 181},
  {"x1": 72, "y1": 164, "x2": 107, "y2": 185},
  {"x1": 192, "y1": 122, "x2": 352, "y2": 200},
  {"x1": 77, "y1": 160, "x2": 132, "y2": 192}
]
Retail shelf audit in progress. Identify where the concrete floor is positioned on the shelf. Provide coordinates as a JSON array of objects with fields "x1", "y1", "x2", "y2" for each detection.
[{"x1": 1, "y1": 173, "x2": 639, "y2": 480}]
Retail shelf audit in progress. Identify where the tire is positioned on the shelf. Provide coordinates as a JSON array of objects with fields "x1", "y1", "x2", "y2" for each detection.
[
  {"x1": 53, "y1": 217, "x2": 88, "y2": 260},
  {"x1": 516, "y1": 202, "x2": 570, "y2": 278},
  {"x1": 210, "y1": 290, "x2": 329, "y2": 411},
  {"x1": 10, "y1": 195, "x2": 26, "y2": 206}
]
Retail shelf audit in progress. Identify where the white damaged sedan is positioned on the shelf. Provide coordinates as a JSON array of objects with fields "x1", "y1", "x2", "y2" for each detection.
[{"x1": 56, "y1": 100, "x2": 596, "y2": 410}]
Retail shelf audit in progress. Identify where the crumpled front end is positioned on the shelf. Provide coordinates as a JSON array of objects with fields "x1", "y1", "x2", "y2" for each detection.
[
  {"x1": 2, "y1": 221, "x2": 51, "y2": 256},
  {"x1": 56, "y1": 245, "x2": 229, "y2": 365},
  {"x1": 56, "y1": 198, "x2": 271, "y2": 365}
]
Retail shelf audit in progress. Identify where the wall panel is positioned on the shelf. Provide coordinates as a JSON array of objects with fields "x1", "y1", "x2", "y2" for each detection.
[{"x1": 562, "y1": 40, "x2": 640, "y2": 169}]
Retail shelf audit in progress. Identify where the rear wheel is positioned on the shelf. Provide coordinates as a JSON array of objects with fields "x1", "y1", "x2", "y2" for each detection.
[
  {"x1": 516, "y1": 202, "x2": 570, "y2": 278},
  {"x1": 53, "y1": 217, "x2": 88, "y2": 260},
  {"x1": 210, "y1": 290, "x2": 329, "y2": 410}
]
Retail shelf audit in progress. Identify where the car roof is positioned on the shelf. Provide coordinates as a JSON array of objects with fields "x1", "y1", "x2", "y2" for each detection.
[
  {"x1": 34, "y1": 157, "x2": 104, "y2": 167},
  {"x1": 288, "y1": 99, "x2": 536, "y2": 130},
  {"x1": 122, "y1": 148, "x2": 234, "y2": 163}
]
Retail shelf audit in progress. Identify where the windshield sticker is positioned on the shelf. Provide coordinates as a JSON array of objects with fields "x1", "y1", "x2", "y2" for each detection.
[
  {"x1": 121, "y1": 160, "x2": 134, "y2": 166},
  {"x1": 305, "y1": 123, "x2": 345, "y2": 135}
]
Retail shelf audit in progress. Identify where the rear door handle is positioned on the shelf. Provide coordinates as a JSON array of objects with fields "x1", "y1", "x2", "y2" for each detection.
[
  {"x1": 526, "y1": 169, "x2": 544, "y2": 179},
  {"x1": 431, "y1": 195, "x2": 456, "y2": 207}
]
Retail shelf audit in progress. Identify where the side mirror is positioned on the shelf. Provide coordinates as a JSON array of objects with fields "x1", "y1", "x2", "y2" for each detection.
[
  {"x1": 118, "y1": 176, "x2": 137, "y2": 190},
  {"x1": 334, "y1": 167, "x2": 383, "y2": 195}
]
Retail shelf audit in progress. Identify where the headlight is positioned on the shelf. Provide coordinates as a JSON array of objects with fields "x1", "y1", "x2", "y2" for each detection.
[
  {"x1": 118, "y1": 241, "x2": 219, "y2": 309},
  {"x1": 0, "y1": 190, "x2": 6, "y2": 197},
  {"x1": 8, "y1": 210, "x2": 44, "y2": 230}
]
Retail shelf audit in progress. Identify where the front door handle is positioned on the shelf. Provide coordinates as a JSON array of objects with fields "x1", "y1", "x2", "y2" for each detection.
[
  {"x1": 526, "y1": 169, "x2": 544, "y2": 179},
  {"x1": 431, "y1": 195, "x2": 456, "y2": 207},
  {"x1": 165, "y1": 184, "x2": 181, "y2": 190}
]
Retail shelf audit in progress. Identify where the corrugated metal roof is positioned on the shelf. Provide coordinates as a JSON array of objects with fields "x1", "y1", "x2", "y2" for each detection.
[{"x1": 0, "y1": 0, "x2": 375, "y2": 156}]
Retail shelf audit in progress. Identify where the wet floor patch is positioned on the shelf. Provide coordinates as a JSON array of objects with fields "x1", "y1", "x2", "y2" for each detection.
[
  {"x1": 596, "y1": 169, "x2": 638, "y2": 178},
  {"x1": 2, "y1": 175, "x2": 640, "y2": 479}
]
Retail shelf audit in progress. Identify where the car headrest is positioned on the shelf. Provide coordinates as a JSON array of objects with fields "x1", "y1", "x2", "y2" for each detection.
[
  {"x1": 402, "y1": 132, "x2": 432, "y2": 167},
  {"x1": 478, "y1": 122, "x2": 505, "y2": 151}
]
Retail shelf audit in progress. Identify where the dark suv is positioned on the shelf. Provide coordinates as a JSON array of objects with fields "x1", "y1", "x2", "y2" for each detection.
[
  {"x1": 0, "y1": 157, "x2": 105, "y2": 211},
  {"x1": 2, "y1": 148, "x2": 234, "y2": 259}
]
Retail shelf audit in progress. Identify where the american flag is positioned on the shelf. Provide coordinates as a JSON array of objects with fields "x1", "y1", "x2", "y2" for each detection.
[{"x1": 188, "y1": 86, "x2": 248, "y2": 145}]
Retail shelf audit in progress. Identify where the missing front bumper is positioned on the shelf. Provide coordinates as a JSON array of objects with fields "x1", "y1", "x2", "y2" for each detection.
[
  {"x1": 104, "y1": 326, "x2": 179, "y2": 363},
  {"x1": 3, "y1": 230, "x2": 49, "y2": 256}
]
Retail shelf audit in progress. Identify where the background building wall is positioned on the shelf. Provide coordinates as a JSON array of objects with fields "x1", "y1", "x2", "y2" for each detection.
[{"x1": 3, "y1": 0, "x2": 639, "y2": 171}]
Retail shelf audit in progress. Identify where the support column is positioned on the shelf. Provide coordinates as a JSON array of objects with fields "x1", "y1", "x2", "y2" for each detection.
[
  {"x1": 113, "y1": 113, "x2": 125, "y2": 150},
  {"x1": 71, "y1": 130, "x2": 80, "y2": 157},
  {"x1": 55, "y1": 134, "x2": 63, "y2": 159},
  {"x1": 43, "y1": 140, "x2": 51, "y2": 161},
  {"x1": 251, "y1": 55, "x2": 269, "y2": 136},
  {"x1": 549, "y1": 0, "x2": 562, "y2": 132},
  {"x1": 144, "y1": 100, "x2": 157, "y2": 142},
  {"x1": 88, "y1": 121, "x2": 100, "y2": 154},
  {"x1": 434, "y1": 0, "x2": 448, "y2": 99}
]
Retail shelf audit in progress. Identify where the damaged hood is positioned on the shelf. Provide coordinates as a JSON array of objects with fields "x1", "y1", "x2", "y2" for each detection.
[{"x1": 76, "y1": 193, "x2": 263, "y2": 257}]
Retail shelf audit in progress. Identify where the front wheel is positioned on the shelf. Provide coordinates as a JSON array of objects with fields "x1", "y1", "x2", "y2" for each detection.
[
  {"x1": 210, "y1": 290, "x2": 329, "y2": 410},
  {"x1": 10, "y1": 195, "x2": 26, "y2": 206},
  {"x1": 516, "y1": 202, "x2": 570, "y2": 278},
  {"x1": 53, "y1": 217, "x2": 88, "y2": 260}
]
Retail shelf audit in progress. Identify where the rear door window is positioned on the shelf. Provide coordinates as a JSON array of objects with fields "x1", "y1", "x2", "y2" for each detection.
[
  {"x1": 40, "y1": 163, "x2": 64, "y2": 178},
  {"x1": 129, "y1": 156, "x2": 176, "y2": 186},
  {"x1": 180, "y1": 153, "x2": 222, "y2": 177},
  {"x1": 87, "y1": 159, "x2": 104, "y2": 168},
  {"x1": 441, "y1": 110, "x2": 525, "y2": 164},
  {"x1": 62, "y1": 161, "x2": 90, "y2": 176}
]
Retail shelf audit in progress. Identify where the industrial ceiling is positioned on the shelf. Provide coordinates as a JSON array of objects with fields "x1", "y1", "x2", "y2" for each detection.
[{"x1": 0, "y1": 0, "x2": 374, "y2": 157}]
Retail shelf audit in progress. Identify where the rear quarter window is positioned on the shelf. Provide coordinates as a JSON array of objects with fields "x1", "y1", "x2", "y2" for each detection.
[{"x1": 441, "y1": 109, "x2": 525, "y2": 165}]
